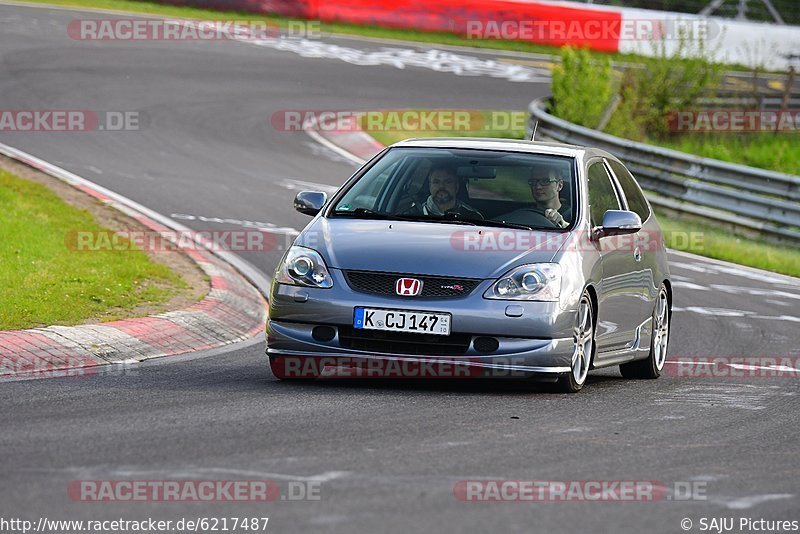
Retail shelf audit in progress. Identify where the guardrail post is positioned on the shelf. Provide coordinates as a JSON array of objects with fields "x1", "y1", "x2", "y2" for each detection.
[{"x1": 596, "y1": 94, "x2": 622, "y2": 132}]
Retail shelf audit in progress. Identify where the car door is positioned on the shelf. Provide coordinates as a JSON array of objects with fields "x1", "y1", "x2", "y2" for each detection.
[
  {"x1": 586, "y1": 159, "x2": 648, "y2": 355},
  {"x1": 606, "y1": 158, "x2": 658, "y2": 318}
]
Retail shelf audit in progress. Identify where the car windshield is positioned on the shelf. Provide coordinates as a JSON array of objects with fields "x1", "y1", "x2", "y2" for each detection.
[{"x1": 330, "y1": 147, "x2": 576, "y2": 230}]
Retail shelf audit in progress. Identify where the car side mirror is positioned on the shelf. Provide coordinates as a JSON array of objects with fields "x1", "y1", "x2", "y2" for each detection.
[
  {"x1": 294, "y1": 191, "x2": 328, "y2": 216},
  {"x1": 599, "y1": 210, "x2": 642, "y2": 237}
]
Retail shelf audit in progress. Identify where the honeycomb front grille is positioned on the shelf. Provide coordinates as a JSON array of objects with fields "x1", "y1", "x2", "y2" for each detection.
[{"x1": 343, "y1": 270, "x2": 481, "y2": 299}]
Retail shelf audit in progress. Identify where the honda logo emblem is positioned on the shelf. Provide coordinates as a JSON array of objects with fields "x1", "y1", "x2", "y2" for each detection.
[{"x1": 395, "y1": 278, "x2": 423, "y2": 296}]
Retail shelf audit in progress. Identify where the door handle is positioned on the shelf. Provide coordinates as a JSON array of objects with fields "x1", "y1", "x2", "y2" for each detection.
[{"x1": 633, "y1": 247, "x2": 642, "y2": 262}]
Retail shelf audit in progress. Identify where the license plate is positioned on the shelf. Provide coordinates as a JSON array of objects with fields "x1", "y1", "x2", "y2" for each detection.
[{"x1": 354, "y1": 308, "x2": 451, "y2": 336}]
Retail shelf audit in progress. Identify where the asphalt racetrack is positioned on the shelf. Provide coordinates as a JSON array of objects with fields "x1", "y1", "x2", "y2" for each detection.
[{"x1": 1, "y1": 4, "x2": 799, "y2": 533}]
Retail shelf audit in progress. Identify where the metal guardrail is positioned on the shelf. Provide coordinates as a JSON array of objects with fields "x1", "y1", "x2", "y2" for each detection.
[
  {"x1": 699, "y1": 94, "x2": 800, "y2": 110},
  {"x1": 527, "y1": 97, "x2": 800, "y2": 243}
]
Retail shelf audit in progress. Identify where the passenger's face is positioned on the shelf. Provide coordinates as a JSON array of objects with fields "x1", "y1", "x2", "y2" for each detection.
[
  {"x1": 430, "y1": 171, "x2": 458, "y2": 205},
  {"x1": 530, "y1": 173, "x2": 562, "y2": 203}
]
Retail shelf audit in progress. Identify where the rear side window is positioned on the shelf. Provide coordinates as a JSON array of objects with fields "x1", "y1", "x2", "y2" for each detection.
[
  {"x1": 608, "y1": 159, "x2": 651, "y2": 222},
  {"x1": 587, "y1": 162, "x2": 621, "y2": 227}
]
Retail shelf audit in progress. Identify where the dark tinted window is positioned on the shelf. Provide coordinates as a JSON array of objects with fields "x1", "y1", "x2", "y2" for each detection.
[
  {"x1": 608, "y1": 159, "x2": 651, "y2": 222},
  {"x1": 587, "y1": 162, "x2": 621, "y2": 227}
]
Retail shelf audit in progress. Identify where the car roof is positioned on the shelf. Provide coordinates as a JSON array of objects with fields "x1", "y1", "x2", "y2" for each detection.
[{"x1": 389, "y1": 137, "x2": 590, "y2": 158}]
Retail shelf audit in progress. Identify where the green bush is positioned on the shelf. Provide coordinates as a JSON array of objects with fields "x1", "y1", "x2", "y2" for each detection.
[
  {"x1": 607, "y1": 31, "x2": 722, "y2": 140},
  {"x1": 604, "y1": 69, "x2": 649, "y2": 140},
  {"x1": 551, "y1": 47, "x2": 614, "y2": 128},
  {"x1": 552, "y1": 32, "x2": 722, "y2": 142}
]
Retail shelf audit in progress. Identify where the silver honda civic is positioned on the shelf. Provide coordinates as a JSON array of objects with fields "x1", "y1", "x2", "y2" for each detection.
[{"x1": 266, "y1": 138, "x2": 671, "y2": 392}]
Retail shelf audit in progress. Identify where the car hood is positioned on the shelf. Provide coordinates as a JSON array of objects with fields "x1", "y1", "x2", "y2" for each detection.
[{"x1": 294, "y1": 217, "x2": 567, "y2": 279}]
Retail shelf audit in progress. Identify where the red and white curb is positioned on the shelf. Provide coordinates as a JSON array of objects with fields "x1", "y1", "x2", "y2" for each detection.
[{"x1": 0, "y1": 143, "x2": 269, "y2": 379}]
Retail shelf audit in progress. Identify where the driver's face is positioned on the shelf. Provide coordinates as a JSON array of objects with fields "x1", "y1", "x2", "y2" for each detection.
[{"x1": 430, "y1": 171, "x2": 458, "y2": 205}]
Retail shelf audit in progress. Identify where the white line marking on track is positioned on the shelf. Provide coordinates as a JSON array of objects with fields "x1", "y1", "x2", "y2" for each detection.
[
  {"x1": 111, "y1": 467, "x2": 350, "y2": 482},
  {"x1": 751, "y1": 314, "x2": 800, "y2": 323},
  {"x1": 709, "y1": 284, "x2": 800, "y2": 301},
  {"x1": 239, "y1": 35, "x2": 552, "y2": 83},
  {"x1": 302, "y1": 140, "x2": 360, "y2": 165},
  {"x1": 654, "y1": 384, "x2": 779, "y2": 411},
  {"x1": 170, "y1": 213, "x2": 299, "y2": 235},
  {"x1": 711, "y1": 494, "x2": 795, "y2": 510},
  {"x1": 672, "y1": 281, "x2": 709, "y2": 291},
  {"x1": 278, "y1": 178, "x2": 340, "y2": 195},
  {"x1": 683, "y1": 307, "x2": 751, "y2": 317},
  {"x1": 303, "y1": 115, "x2": 368, "y2": 166}
]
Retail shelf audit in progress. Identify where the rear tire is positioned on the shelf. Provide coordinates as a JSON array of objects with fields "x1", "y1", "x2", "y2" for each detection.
[
  {"x1": 620, "y1": 286, "x2": 670, "y2": 379},
  {"x1": 556, "y1": 292, "x2": 595, "y2": 393}
]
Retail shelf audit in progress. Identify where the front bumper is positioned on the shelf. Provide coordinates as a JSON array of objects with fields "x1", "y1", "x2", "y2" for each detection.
[
  {"x1": 266, "y1": 270, "x2": 578, "y2": 378},
  {"x1": 266, "y1": 319, "x2": 574, "y2": 378}
]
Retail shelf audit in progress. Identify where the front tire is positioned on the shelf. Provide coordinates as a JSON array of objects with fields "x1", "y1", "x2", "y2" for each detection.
[
  {"x1": 556, "y1": 292, "x2": 595, "y2": 393},
  {"x1": 620, "y1": 286, "x2": 670, "y2": 379}
]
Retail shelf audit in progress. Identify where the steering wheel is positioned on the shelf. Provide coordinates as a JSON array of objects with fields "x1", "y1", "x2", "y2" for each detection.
[{"x1": 493, "y1": 208, "x2": 557, "y2": 229}]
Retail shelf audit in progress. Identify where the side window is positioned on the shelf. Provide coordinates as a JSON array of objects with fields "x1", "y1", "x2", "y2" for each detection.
[
  {"x1": 347, "y1": 159, "x2": 400, "y2": 211},
  {"x1": 608, "y1": 159, "x2": 651, "y2": 222},
  {"x1": 587, "y1": 162, "x2": 621, "y2": 227},
  {"x1": 407, "y1": 159, "x2": 432, "y2": 194}
]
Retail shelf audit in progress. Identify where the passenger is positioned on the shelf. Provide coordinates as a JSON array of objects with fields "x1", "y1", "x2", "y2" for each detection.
[{"x1": 502, "y1": 167, "x2": 572, "y2": 228}]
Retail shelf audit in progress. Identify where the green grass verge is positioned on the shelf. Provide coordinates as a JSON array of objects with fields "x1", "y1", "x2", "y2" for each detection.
[
  {"x1": 654, "y1": 133, "x2": 799, "y2": 176},
  {"x1": 655, "y1": 211, "x2": 800, "y2": 277},
  {"x1": 357, "y1": 109, "x2": 799, "y2": 278},
  {"x1": 0, "y1": 169, "x2": 187, "y2": 330}
]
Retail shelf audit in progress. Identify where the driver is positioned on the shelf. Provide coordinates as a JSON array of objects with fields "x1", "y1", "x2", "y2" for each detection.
[{"x1": 406, "y1": 166, "x2": 483, "y2": 219}]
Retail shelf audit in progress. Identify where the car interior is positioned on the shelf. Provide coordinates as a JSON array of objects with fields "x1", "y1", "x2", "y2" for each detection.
[{"x1": 381, "y1": 155, "x2": 575, "y2": 228}]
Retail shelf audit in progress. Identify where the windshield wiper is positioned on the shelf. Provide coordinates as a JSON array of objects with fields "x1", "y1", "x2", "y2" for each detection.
[
  {"x1": 333, "y1": 209, "x2": 481, "y2": 226},
  {"x1": 473, "y1": 219, "x2": 534, "y2": 230},
  {"x1": 394, "y1": 213, "x2": 479, "y2": 226},
  {"x1": 331, "y1": 207, "x2": 395, "y2": 219},
  {"x1": 332, "y1": 209, "x2": 544, "y2": 231},
  {"x1": 418, "y1": 213, "x2": 535, "y2": 230}
]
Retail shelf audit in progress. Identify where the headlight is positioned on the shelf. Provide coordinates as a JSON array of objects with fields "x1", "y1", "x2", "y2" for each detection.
[
  {"x1": 276, "y1": 246, "x2": 333, "y2": 288},
  {"x1": 484, "y1": 264, "x2": 561, "y2": 301}
]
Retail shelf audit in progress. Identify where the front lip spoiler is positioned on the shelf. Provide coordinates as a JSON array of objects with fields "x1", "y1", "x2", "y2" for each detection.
[{"x1": 266, "y1": 348, "x2": 571, "y2": 374}]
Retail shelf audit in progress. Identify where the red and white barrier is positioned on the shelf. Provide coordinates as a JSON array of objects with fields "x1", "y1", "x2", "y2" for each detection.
[{"x1": 160, "y1": 0, "x2": 800, "y2": 69}]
